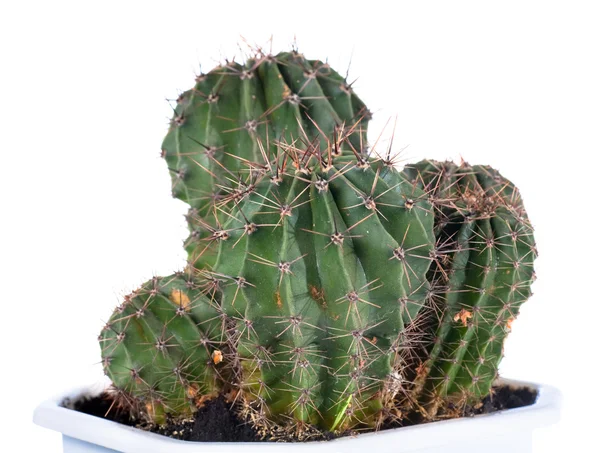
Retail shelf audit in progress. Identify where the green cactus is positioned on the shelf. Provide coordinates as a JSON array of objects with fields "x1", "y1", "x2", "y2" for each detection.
[
  {"x1": 401, "y1": 160, "x2": 537, "y2": 418},
  {"x1": 99, "y1": 271, "x2": 226, "y2": 424},
  {"x1": 160, "y1": 50, "x2": 371, "y2": 267},
  {"x1": 100, "y1": 46, "x2": 538, "y2": 438},
  {"x1": 203, "y1": 141, "x2": 436, "y2": 432},
  {"x1": 102, "y1": 131, "x2": 436, "y2": 432}
]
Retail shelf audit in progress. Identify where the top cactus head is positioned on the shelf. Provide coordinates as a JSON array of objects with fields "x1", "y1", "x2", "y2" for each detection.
[{"x1": 161, "y1": 50, "x2": 371, "y2": 259}]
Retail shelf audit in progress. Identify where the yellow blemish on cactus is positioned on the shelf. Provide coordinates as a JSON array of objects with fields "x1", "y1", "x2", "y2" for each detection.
[
  {"x1": 145, "y1": 400, "x2": 165, "y2": 423},
  {"x1": 275, "y1": 291, "x2": 283, "y2": 309},
  {"x1": 309, "y1": 285, "x2": 327, "y2": 308},
  {"x1": 187, "y1": 384, "x2": 199, "y2": 398},
  {"x1": 170, "y1": 288, "x2": 191, "y2": 311},
  {"x1": 212, "y1": 350, "x2": 223, "y2": 365}
]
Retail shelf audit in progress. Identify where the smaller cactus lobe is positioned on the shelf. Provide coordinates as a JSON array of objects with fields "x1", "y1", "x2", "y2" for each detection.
[
  {"x1": 401, "y1": 160, "x2": 537, "y2": 418},
  {"x1": 99, "y1": 272, "x2": 226, "y2": 424}
]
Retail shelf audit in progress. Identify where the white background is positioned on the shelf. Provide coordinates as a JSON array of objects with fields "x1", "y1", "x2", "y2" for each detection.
[{"x1": 1, "y1": 1, "x2": 598, "y2": 451}]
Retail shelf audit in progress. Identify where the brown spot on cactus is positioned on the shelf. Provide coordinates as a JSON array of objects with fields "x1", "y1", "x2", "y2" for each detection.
[
  {"x1": 187, "y1": 384, "x2": 199, "y2": 399},
  {"x1": 212, "y1": 350, "x2": 223, "y2": 365},
  {"x1": 309, "y1": 285, "x2": 326, "y2": 306},
  {"x1": 454, "y1": 309, "x2": 473, "y2": 327},
  {"x1": 507, "y1": 318, "x2": 515, "y2": 330},
  {"x1": 275, "y1": 291, "x2": 283, "y2": 309}
]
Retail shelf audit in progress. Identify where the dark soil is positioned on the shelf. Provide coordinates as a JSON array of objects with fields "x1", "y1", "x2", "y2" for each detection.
[
  {"x1": 382, "y1": 384, "x2": 539, "y2": 430},
  {"x1": 474, "y1": 385, "x2": 538, "y2": 414},
  {"x1": 158, "y1": 396, "x2": 259, "y2": 442},
  {"x1": 70, "y1": 384, "x2": 537, "y2": 442},
  {"x1": 71, "y1": 394, "x2": 259, "y2": 442}
]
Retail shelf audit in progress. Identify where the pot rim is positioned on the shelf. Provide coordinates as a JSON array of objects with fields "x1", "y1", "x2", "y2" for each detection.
[{"x1": 33, "y1": 377, "x2": 561, "y2": 452}]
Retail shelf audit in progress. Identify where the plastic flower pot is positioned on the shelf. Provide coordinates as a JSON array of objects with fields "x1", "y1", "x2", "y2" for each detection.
[{"x1": 33, "y1": 378, "x2": 560, "y2": 453}]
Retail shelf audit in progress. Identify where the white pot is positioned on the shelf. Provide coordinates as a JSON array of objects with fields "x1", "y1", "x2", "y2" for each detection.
[{"x1": 33, "y1": 378, "x2": 560, "y2": 453}]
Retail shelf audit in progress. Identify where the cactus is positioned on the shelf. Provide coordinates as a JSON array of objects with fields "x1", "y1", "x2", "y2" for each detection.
[
  {"x1": 401, "y1": 160, "x2": 537, "y2": 418},
  {"x1": 200, "y1": 139, "x2": 436, "y2": 432},
  {"x1": 102, "y1": 131, "x2": 436, "y2": 432},
  {"x1": 160, "y1": 50, "x2": 371, "y2": 266},
  {"x1": 100, "y1": 47, "x2": 538, "y2": 438},
  {"x1": 99, "y1": 271, "x2": 229, "y2": 424}
]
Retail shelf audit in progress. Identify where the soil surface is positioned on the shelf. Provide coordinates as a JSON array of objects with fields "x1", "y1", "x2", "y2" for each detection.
[{"x1": 71, "y1": 384, "x2": 537, "y2": 442}]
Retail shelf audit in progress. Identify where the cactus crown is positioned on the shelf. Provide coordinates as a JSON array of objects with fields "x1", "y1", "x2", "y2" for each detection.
[
  {"x1": 160, "y1": 50, "x2": 370, "y2": 248},
  {"x1": 99, "y1": 49, "x2": 536, "y2": 439}
]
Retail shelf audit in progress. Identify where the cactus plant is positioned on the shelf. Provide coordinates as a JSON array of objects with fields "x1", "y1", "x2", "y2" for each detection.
[
  {"x1": 400, "y1": 160, "x2": 537, "y2": 418},
  {"x1": 99, "y1": 48, "x2": 538, "y2": 439},
  {"x1": 160, "y1": 50, "x2": 371, "y2": 267}
]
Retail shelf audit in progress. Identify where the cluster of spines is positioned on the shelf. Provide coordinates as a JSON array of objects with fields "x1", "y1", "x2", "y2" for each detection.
[{"x1": 400, "y1": 160, "x2": 537, "y2": 418}]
